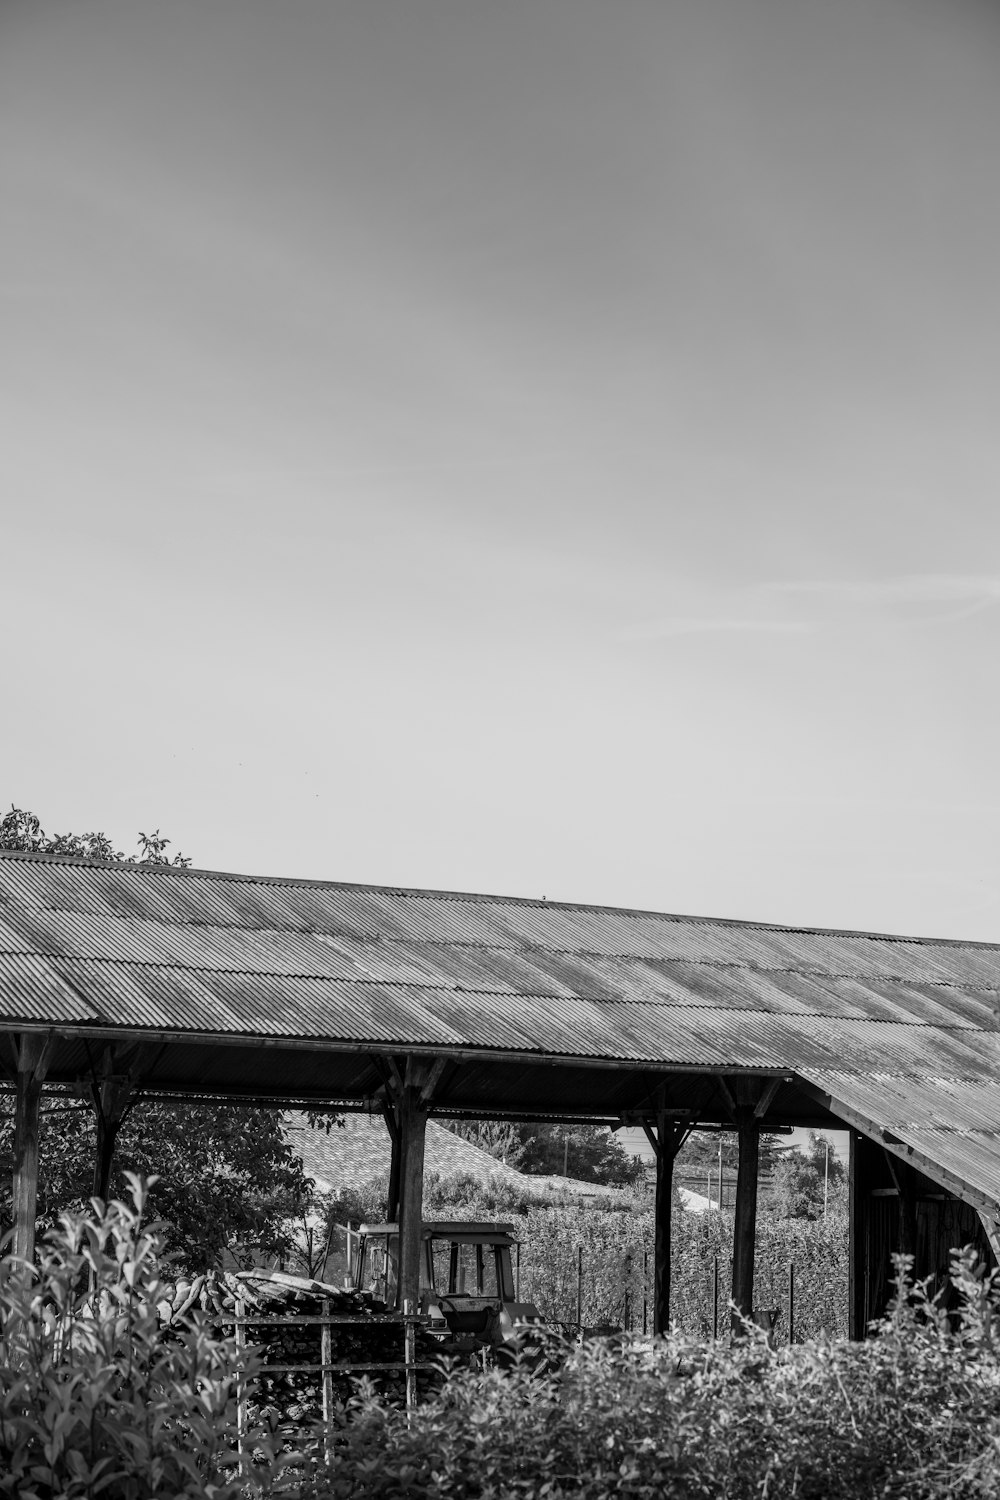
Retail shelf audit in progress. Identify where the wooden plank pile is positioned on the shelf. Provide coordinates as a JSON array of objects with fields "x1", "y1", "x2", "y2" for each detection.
[{"x1": 156, "y1": 1268, "x2": 440, "y2": 1422}]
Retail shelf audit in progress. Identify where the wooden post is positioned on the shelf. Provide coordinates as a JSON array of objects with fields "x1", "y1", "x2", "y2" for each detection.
[
  {"x1": 848, "y1": 1131, "x2": 863, "y2": 1339},
  {"x1": 646, "y1": 1106, "x2": 686, "y2": 1336},
  {"x1": 383, "y1": 1104, "x2": 402, "y2": 1224},
  {"x1": 731, "y1": 1105, "x2": 760, "y2": 1330},
  {"x1": 91, "y1": 1072, "x2": 138, "y2": 1200},
  {"x1": 653, "y1": 1122, "x2": 673, "y2": 1334},
  {"x1": 396, "y1": 1083, "x2": 427, "y2": 1314},
  {"x1": 884, "y1": 1150, "x2": 918, "y2": 1266},
  {"x1": 80, "y1": 1045, "x2": 153, "y2": 1202},
  {"x1": 12, "y1": 1034, "x2": 52, "y2": 1265},
  {"x1": 93, "y1": 1113, "x2": 120, "y2": 1201}
]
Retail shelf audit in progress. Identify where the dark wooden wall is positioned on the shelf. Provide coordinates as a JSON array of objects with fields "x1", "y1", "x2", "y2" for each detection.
[{"x1": 849, "y1": 1132, "x2": 996, "y2": 1337}]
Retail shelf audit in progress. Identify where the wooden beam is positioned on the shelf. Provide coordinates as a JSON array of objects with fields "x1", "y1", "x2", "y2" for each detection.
[
  {"x1": 715, "y1": 1077, "x2": 738, "y2": 1122},
  {"x1": 0, "y1": 1021, "x2": 803, "y2": 1078},
  {"x1": 12, "y1": 1033, "x2": 54, "y2": 1265},
  {"x1": 417, "y1": 1057, "x2": 447, "y2": 1106},
  {"x1": 396, "y1": 1084, "x2": 428, "y2": 1314},
  {"x1": 976, "y1": 1209, "x2": 1000, "y2": 1268},
  {"x1": 83, "y1": 1044, "x2": 153, "y2": 1200},
  {"x1": 753, "y1": 1076, "x2": 786, "y2": 1121},
  {"x1": 381, "y1": 1104, "x2": 401, "y2": 1223}
]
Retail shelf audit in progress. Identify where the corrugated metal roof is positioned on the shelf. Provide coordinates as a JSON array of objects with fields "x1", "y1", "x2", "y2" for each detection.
[{"x1": 2, "y1": 850, "x2": 1000, "y2": 1210}]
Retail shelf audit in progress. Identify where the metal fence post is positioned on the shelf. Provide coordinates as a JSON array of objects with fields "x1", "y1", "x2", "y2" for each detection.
[
  {"x1": 788, "y1": 1263, "x2": 795, "y2": 1345},
  {"x1": 713, "y1": 1256, "x2": 719, "y2": 1340},
  {"x1": 234, "y1": 1298, "x2": 248, "y2": 1476},
  {"x1": 403, "y1": 1298, "x2": 418, "y2": 1414},
  {"x1": 320, "y1": 1297, "x2": 334, "y2": 1461},
  {"x1": 576, "y1": 1244, "x2": 583, "y2": 1330},
  {"x1": 516, "y1": 1241, "x2": 521, "y2": 1302},
  {"x1": 642, "y1": 1247, "x2": 648, "y2": 1336}
]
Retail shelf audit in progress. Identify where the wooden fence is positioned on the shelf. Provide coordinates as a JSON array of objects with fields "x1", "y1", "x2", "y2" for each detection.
[{"x1": 215, "y1": 1296, "x2": 428, "y2": 1456}]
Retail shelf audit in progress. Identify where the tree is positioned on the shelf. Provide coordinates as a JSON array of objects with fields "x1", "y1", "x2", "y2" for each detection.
[
  {"x1": 440, "y1": 1120, "x2": 644, "y2": 1187},
  {"x1": 441, "y1": 1120, "x2": 527, "y2": 1168},
  {"x1": 770, "y1": 1133, "x2": 847, "y2": 1220},
  {"x1": 0, "y1": 805, "x2": 323, "y2": 1269},
  {"x1": 0, "y1": 1094, "x2": 314, "y2": 1272},
  {"x1": 0, "y1": 805, "x2": 191, "y2": 866},
  {"x1": 519, "y1": 1124, "x2": 645, "y2": 1186},
  {"x1": 674, "y1": 1129, "x2": 786, "y2": 1209}
]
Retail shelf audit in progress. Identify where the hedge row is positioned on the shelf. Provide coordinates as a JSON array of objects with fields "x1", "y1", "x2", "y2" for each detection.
[
  {"x1": 307, "y1": 1254, "x2": 1000, "y2": 1499},
  {"x1": 4, "y1": 1187, "x2": 999, "y2": 1500}
]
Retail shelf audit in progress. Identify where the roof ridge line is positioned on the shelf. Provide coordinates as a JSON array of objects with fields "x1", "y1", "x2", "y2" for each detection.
[{"x1": 1, "y1": 848, "x2": 999, "y2": 949}]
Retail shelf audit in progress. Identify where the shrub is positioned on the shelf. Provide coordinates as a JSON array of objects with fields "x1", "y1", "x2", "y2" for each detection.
[
  {"x1": 301, "y1": 1250, "x2": 1000, "y2": 1500},
  {"x1": 0, "y1": 1176, "x2": 281, "y2": 1499}
]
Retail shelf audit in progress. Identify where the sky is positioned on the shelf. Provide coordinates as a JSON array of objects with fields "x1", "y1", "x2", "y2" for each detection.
[{"x1": 4, "y1": 0, "x2": 1000, "y2": 943}]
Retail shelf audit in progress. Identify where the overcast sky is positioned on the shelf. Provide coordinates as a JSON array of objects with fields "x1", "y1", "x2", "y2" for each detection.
[{"x1": 4, "y1": 0, "x2": 1000, "y2": 942}]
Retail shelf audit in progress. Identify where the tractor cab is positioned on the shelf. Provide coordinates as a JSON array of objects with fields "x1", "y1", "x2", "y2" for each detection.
[{"x1": 347, "y1": 1220, "x2": 543, "y2": 1348}]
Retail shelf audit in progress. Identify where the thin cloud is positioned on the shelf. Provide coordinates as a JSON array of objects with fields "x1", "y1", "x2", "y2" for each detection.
[
  {"x1": 771, "y1": 574, "x2": 1000, "y2": 625},
  {"x1": 618, "y1": 617, "x2": 812, "y2": 642},
  {"x1": 619, "y1": 575, "x2": 1000, "y2": 643}
]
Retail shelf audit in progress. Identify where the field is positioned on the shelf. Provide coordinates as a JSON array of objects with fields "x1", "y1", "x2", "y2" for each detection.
[{"x1": 515, "y1": 1202, "x2": 848, "y2": 1341}]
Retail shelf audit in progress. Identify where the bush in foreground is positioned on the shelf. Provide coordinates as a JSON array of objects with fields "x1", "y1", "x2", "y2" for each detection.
[
  {"x1": 5, "y1": 1187, "x2": 1000, "y2": 1499},
  {"x1": 307, "y1": 1251, "x2": 1000, "y2": 1500},
  {"x1": 0, "y1": 1177, "x2": 280, "y2": 1499}
]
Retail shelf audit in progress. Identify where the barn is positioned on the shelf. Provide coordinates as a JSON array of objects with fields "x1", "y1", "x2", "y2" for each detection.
[{"x1": 1, "y1": 848, "x2": 998, "y2": 1335}]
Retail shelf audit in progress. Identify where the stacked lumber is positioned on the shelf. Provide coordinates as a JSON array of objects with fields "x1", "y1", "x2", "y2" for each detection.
[{"x1": 156, "y1": 1267, "x2": 439, "y2": 1422}]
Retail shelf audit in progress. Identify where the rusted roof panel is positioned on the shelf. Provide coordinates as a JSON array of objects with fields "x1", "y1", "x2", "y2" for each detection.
[{"x1": 0, "y1": 954, "x2": 97, "y2": 1022}]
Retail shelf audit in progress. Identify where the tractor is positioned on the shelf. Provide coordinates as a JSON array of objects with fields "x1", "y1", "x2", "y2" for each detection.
[{"x1": 346, "y1": 1220, "x2": 544, "y2": 1353}]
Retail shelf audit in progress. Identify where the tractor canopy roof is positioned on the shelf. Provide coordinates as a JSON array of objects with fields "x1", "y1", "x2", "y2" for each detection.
[{"x1": 356, "y1": 1221, "x2": 519, "y2": 1244}]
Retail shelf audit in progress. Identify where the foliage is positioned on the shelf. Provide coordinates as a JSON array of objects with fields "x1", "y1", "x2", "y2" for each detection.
[
  {"x1": 0, "y1": 1091, "x2": 316, "y2": 1274},
  {"x1": 331, "y1": 1175, "x2": 393, "y2": 1231},
  {"x1": 0, "y1": 1177, "x2": 282, "y2": 1499},
  {"x1": 9, "y1": 1181, "x2": 1000, "y2": 1500},
  {"x1": 677, "y1": 1128, "x2": 786, "y2": 1177},
  {"x1": 515, "y1": 1205, "x2": 847, "y2": 1338},
  {"x1": 302, "y1": 1249, "x2": 1000, "y2": 1500},
  {"x1": 440, "y1": 1120, "x2": 644, "y2": 1187},
  {"x1": 440, "y1": 1120, "x2": 527, "y2": 1168},
  {"x1": 0, "y1": 804, "x2": 191, "y2": 867},
  {"x1": 770, "y1": 1131, "x2": 847, "y2": 1219},
  {"x1": 519, "y1": 1123, "x2": 645, "y2": 1186}
]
